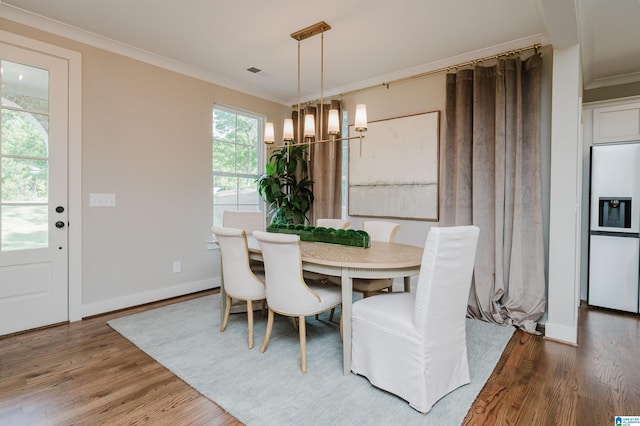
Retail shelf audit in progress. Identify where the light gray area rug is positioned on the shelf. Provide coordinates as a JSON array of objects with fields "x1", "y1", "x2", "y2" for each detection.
[{"x1": 108, "y1": 294, "x2": 514, "y2": 425}]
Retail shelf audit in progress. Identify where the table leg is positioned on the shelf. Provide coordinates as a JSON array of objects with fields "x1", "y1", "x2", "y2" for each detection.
[
  {"x1": 219, "y1": 265, "x2": 226, "y2": 324},
  {"x1": 341, "y1": 268, "x2": 353, "y2": 376}
]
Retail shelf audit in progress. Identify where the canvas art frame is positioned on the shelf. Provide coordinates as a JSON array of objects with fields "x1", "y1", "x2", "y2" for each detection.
[{"x1": 348, "y1": 110, "x2": 440, "y2": 220}]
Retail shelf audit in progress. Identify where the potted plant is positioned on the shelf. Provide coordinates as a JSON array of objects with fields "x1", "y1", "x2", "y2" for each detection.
[{"x1": 257, "y1": 143, "x2": 314, "y2": 225}]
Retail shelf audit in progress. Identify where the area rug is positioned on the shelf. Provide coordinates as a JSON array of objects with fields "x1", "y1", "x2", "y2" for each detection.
[{"x1": 108, "y1": 293, "x2": 514, "y2": 425}]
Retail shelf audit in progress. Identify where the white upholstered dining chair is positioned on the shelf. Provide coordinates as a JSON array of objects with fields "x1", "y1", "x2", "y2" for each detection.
[
  {"x1": 211, "y1": 226, "x2": 266, "y2": 349},
  {"x1": 315, "y1": 218, "x2": 351, "y2": 229},
  {"x1": 253, "y1": 230, "x2": 342, "y2": 373},
  {"x1": 350, "y1": 225, "x2": 480, "y2": 413},
  {"x1": 222, "y1": 210, "x2": 265, "y2": 275},
  {"x1": 222, "y1": 210, "x2": 264, "y2": 235},
  {"x1": 304, "y1": 218, "x2": 351, "y2": 286}
]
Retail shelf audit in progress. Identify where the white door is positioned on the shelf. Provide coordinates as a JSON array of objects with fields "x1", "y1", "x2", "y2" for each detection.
[{"x1": 0, "y1": 43, "x2": 69, "y2": 335}]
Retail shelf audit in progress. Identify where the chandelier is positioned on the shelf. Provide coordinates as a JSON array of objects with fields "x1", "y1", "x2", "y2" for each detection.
[{"x1": 264, "y1": 21, "x2": 367, "y2": 149}]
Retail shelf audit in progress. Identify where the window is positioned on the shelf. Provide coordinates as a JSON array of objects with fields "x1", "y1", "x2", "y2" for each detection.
[
  {"x1": 212, "y1": 105, "x2": 263, "y2": 226},
  {"x1": 341, "y1": 110, "x2": 349, "y2": 219}
]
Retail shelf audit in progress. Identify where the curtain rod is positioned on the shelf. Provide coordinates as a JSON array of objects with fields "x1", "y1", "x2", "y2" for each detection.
[
  {"x1": 377, "y1": 43, "x2": 542, "y2": 88},
  {"x1": 297, "y1": 43, "x2": 542, "y2": 107}
]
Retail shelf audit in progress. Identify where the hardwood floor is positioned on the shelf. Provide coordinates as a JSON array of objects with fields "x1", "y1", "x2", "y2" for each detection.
[
  {"x1": 0, "y1": 290, "x2": 240, "y2": 426},
  {"x1": 463, "y1": 304, "x2": 640, "y2": 425},
  {"x1": 1, "y1": 291, "x2": 638, "y2": 425}
]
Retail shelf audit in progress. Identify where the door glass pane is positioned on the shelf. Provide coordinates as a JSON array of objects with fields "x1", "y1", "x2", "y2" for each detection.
[
  {"x1": 1, "y1": 61, "x2": 50, "y2": 252},
  {"x1": 1, "y1": 109, "x2": 49, "y2": 157},
  {"x1": 1, "y1": 205, "x2": 48, "y2": 251},
  {"x1": 1, "y1": 158, "x2": 48, "y2": 202},
  {"x1": 0, "y1": 60, "x2": 49, "y2": 112}
]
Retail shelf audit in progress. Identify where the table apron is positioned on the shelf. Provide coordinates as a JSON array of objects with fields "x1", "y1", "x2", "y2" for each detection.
[{"x1": 251, "y1": 256, "x2": 420, "y2": 280}]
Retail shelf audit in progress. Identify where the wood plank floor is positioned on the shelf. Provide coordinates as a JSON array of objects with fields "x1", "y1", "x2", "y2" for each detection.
[{"x1": 1, "y1": 290, "x2": 639, "y2": 425}]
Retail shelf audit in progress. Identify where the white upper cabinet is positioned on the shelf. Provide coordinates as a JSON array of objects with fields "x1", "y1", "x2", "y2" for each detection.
[{"x1": 592, "y1": 101, "x2": 640, "y2": 144}]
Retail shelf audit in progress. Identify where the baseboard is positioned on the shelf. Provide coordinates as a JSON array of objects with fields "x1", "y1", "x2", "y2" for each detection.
[
  {"x1": 81, "y1": 278, "x2": 221, "y2": 318},
  {"x1": 543, "y1": 321, "x2": 578, "y2": 346}
]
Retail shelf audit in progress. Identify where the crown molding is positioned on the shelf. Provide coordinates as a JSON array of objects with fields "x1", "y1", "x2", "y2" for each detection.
[
  {"x1": 584, "y1": 71, "x2": 640, "y2": 91},
  {"x1": 1, "y1": 4, "x2": 290, "y2": 105},
  {"x1": 299, "y1": 33, "x2": 550, "y2": 105}
]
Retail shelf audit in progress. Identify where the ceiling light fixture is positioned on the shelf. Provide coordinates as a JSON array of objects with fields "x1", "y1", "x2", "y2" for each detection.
[{"x1": 264, "y1": 21, "x2": 367, "y2": 152}]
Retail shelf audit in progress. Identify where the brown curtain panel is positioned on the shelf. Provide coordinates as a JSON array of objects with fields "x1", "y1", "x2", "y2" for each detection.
[
  {"x1": 308, "y1": 99, "x2": 343, "y2": 224},
  {"x1": 441, "y1": 54, "x2": 546, "y2": 333}
]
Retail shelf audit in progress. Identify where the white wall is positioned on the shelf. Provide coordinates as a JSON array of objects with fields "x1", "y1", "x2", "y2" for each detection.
[{"x1": 342, "y1": 74, "x2": 447, "y2": 252}]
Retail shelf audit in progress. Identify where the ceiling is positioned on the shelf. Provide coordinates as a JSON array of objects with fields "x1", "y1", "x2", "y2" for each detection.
[{"x1": 1, "y1": 0, "x2": 639, "y2": 106}]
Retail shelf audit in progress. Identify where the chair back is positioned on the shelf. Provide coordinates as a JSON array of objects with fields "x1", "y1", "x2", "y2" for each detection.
[
  {"x1": 363, "y1": 220, "x2": 401, "y2": 242},
  {"x1": 316, "y1": 218, "x2": 351, "y2": 229},
  {"x1": 222, "y1": 211, "x2": 264, "y2": 235},
  {"x1": 253, "y1": 231, "x2": 323, "y2": 315},
  {"x1": 211, "y1": 226, "x2": 265, "y2": 299},
  {"x1": 413, "y1": 226, "x2": 479, "y2": 334}
]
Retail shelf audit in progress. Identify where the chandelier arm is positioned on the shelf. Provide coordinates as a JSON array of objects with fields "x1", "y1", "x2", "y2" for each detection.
[{"x1": 267, "y1": 134, "x2": 365, "y2": 150}]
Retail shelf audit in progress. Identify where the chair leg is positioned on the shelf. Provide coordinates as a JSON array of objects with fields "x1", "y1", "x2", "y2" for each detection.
[
  {"x1": 339, "y1": 310, "x2": 343, "y2": 342},
  {"x1": 247, "y1": 300, "x2": 254, "y2": 349},
  {"x1": 299, "y1": 315, "x2": 307, "y2": 373},
  {"x1": 261, "y1": 309, "x2": 275, "y2": 353},
  {"x1": 329, "y1": 307, "x2": 336, "y2": 322},
  {"x1": 291, "y1": 317, "x2": 298, "y2": 330},
  {"x1": 220, "y1": 295, "x2": 232, "y2": 332}
]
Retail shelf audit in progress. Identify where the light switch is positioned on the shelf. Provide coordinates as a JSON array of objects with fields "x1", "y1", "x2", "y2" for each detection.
[{"x1": 89, "y1": 193, "x2": 116, "y2": 207}]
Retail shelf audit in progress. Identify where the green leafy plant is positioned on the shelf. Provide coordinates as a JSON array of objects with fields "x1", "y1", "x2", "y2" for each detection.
[{"x1": 257, "y1": 143, "x2": 314, "y2": 225}]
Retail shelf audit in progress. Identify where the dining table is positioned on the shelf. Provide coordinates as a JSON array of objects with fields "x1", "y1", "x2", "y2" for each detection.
[{"x1": 220, "y1": 237, "x2": 424, "y2": 376}]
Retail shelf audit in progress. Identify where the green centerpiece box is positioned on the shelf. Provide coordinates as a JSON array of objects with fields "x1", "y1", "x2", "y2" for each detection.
[{"x1": 267, "y1": 223, "x2": 370, "y2": 248}]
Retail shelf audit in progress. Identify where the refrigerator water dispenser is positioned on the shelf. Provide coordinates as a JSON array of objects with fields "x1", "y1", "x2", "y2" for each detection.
[{"x1": 598, "y1": 197, "x2": 631, "y2": 228}]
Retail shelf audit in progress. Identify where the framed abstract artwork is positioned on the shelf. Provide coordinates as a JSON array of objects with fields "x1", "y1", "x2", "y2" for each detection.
[{"x1": 348, "y1": 111, "x2": 440, "y2": 220}]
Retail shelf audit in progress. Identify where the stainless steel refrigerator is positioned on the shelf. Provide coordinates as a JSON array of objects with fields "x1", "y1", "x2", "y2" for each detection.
[{"x1": 588, "y1": 142, "x2": 640, "y2": 313}]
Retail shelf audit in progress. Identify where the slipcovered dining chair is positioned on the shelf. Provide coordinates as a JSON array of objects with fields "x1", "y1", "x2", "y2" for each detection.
[
  {"x1": 329, "y1": 220, "x2": 401, "y2": 297},
  {"x1": 351, "y1": 225, "x2": 480, "y2": 414},
  {"x1": 211, "y1": 226, "x2": 266, "y2": 349},
  {"x1": 253, "y1": 230, "x2": 342, "y2": 373}
]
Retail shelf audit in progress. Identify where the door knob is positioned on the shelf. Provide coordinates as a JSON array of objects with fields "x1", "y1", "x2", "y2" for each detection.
[{"x1": 55, "y1": 221, "x2": 66, "y2": 228}]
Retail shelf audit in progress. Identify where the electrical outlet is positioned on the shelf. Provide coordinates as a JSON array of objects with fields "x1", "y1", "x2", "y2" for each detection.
[{"x1": 172, "y1": 261, "x2": 181, "y2": 273}]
